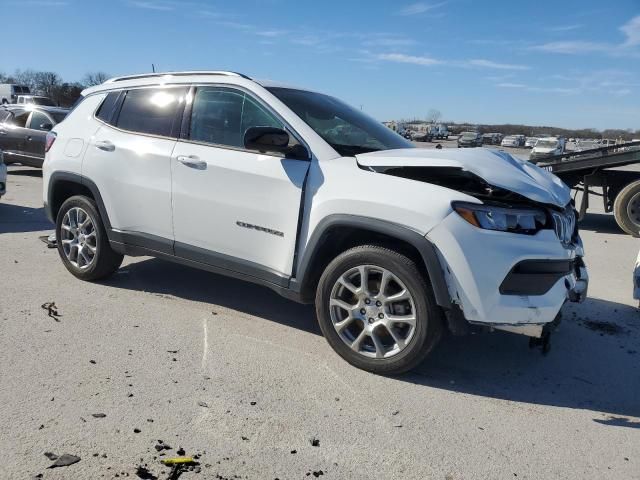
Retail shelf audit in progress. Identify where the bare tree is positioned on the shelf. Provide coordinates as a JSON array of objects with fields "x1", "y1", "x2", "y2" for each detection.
[
  {"x1": 13, "y1": 69, "x2": 39, "y2": 92},
  {"x1": 426, "y1": 109, "x2": 442, "y2": 124},
  {"x1": 83, "y1": 71, "x2": 110, "y2": 87},
  {"x1": 34, "y1": 71, "x2": 62, "y2": 98}
]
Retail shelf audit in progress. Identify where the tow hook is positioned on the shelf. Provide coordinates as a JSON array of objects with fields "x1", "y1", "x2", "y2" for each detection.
[
  {"x1": 528, "y1": 312, "x2": 562, "y2": 355},
  {"x1": 529, "y1": 330, "x2": 551, "y2": 354}
]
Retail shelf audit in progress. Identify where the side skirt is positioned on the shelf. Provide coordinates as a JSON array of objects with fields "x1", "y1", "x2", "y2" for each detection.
[{"x1": 109, "y1": 238, "x2": 303, "y2": 304}]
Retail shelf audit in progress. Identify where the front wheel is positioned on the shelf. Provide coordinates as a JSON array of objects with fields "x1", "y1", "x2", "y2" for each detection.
[
  {"x1": 315, "y1": 245, "x2": 443, "y2": 375},
  {"x1": 56, "y1": 195, "x2": 124, "y2": 280},
  {"x1": 614, "y1": 180, "x2": 640, "y2": 237}
]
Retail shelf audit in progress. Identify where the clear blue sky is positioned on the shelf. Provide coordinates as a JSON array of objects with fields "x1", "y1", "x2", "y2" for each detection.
[{"x1": 2, "y1": 0, "x2": 639, "y2": 130}]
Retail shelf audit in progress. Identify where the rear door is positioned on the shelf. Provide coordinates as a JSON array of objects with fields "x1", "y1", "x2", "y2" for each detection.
[
  {"x1": 23, "y1": 110, "x2": 54, "y2": 165},
  {"x1": 83, "y1": 86, "x2": 188, "y2": 249},
  {"x1": 171, "y1": 85, "x2": 310, "y2": 279}
]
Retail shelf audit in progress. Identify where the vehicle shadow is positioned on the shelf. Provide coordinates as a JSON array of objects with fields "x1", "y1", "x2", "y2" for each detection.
[
  {"x1": 103, "y1": 258, "x2": 320, "y2": 335},
  {"x1": 0, "y1": 203, "x2": 52, "y2": 234},
  {"x1": 407, "y1": 296, "x2": 640, "y2": 423},
  {"x1": 104, "y1": 258, "x2": 639, "y2": 421},
  {"x1": 579, "y1": 212, "x2": 626, "y2": 235}
]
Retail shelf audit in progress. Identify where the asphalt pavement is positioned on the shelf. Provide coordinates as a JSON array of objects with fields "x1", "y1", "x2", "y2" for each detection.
[{"x1": 1, "y1": 162, "x2": 638, "y2": 479}]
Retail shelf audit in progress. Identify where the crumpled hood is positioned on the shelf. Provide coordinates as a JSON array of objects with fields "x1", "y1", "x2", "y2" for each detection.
[{"x1": 356, "y1": 148, "x2": 570, "y2": 207}]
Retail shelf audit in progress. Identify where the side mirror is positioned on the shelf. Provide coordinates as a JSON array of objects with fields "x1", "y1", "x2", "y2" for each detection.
[
  {"x1": 40, "y1": 123, "x2": 53, "y2": 131},
  {"x1": 244, "y1": 126, "x2": 289, "y2": 153}
]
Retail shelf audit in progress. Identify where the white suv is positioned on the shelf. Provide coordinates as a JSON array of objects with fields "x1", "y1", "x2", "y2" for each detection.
[{"x1": 43, "y1": 71, "x2": 587, "y2": 374}]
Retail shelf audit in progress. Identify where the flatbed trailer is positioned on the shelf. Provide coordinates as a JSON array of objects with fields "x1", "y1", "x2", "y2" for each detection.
[{"x1": 535, "y1": 141, "x2": 640, "y2": 236}]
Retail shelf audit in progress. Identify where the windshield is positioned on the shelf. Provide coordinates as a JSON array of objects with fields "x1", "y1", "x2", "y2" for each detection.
[
  {"x1": 267, "y1": 87, "x2": 412, "y2": 156},
  {"x1": 461, "y1": 132, "x2": 476, "y2": 138},
  {"x1": 536, "y1": 139, "x2": 558, "y2": 148}
]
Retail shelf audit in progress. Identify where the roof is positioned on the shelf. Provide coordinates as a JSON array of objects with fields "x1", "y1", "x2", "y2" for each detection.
[{"x1": 81, "y1": 70, "x2": 316, "y2": 96}]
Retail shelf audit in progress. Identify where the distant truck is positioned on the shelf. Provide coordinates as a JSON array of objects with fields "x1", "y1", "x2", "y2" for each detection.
[
  {"x1": 530, "y1": 137, "x2": 566, "y2": 162},
  {"x1": 16, "y1": 95, "x2": 56, "y2": 106},
  {"x1": 431, "y1": 124, "x2": 449, "y2": 140},
  {"x1": 0, "y1": 84, "x2": 31, "y2": 104}
]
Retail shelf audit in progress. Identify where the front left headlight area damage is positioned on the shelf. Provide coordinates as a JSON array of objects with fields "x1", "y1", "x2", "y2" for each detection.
[{"x1": 372, "y1": 164, "x2": 589, "y2": 342}]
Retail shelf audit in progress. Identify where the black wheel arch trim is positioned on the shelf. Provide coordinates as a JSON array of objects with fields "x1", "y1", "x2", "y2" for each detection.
[
  {"x1": 46, "y1": 171, "x2": 112, "y2": 229},
  {"x1": 291, "y1": 214, "x2": 452, "y2": 309}
]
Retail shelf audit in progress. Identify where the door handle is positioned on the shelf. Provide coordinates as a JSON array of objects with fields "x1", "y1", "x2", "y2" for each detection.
[
  {"x1": 26, "y1": 136, "x2": 32, "y2": 141},
  {"x1": 176, "y1": 155, "x2": 207, "y2": 170},
  {"x1": 95, "y1": 140, "x2": 115, "y2": 152}
]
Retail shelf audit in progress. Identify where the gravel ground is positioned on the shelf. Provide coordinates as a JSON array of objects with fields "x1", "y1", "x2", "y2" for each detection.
[{"x1": 1, "y1": 163, "x2": 639, "y2": 480}]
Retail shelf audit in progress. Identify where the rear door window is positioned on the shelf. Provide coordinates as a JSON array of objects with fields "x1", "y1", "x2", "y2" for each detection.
[{"x1": 115, "y1": 87, "x2": 187, "y2": 138}]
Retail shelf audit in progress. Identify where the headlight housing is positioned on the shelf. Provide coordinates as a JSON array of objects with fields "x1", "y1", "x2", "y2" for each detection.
[{"x1": 453, "y1": 201, "x2": 547, "y2": 234}]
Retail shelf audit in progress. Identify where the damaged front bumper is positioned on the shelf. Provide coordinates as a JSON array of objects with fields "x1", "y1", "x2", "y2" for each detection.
[{"x1": 428, "y1": 211, "x2": 588, "y2": 338}]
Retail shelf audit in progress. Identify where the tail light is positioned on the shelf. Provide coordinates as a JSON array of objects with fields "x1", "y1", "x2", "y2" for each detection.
[{"x1": 45, "y1": 131, "x2": 57, "y2": 153}]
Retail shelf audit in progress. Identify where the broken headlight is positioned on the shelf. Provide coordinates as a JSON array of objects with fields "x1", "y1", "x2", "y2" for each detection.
[{"x1": 453, "y1": 202, "x2": 547, "y2": 234}]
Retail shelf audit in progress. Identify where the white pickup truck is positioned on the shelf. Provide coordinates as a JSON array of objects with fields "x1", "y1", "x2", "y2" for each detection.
[{"x1": 43, "y1": 71, "x2": 587, "y2": 374}]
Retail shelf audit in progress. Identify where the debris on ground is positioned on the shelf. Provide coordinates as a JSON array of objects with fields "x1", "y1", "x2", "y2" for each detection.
[
  {"x1": 176, "y1": 448, "x2": 186, "y2": 456},
  {"x1": 582, "y1": 320, "x2": 625, "y2": 335},
  {"x1": 91, "y1": 413, "x2": 107, "y2": 418},
  {"x1": 162, "y1": 456, "x2": 198, "y2": 480},
  {"x1": 44, "y1": 452, "x2": 58, "y2": 460},
  {"x1": 135, "y1": 465, "x2": 159, "y2": 479},
  {"x1": 39, "y1": 233, "x2": 57, "y2": 248},
  {"x1": 197, "y1": 401, "x2": 209, "y2": 408},
  {"x1": 47, "y1": 454, "x2": 81, "y2": 468},
  {"x1": 310, "y1": 437, "x2": 320, "y2": 447},
  {"x1": 41, "y1": 302, "x2": 62, "y2": 321}
]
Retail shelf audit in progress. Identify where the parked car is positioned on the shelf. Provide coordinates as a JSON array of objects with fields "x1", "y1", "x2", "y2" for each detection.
[
  {"x1": 43, "y1": 71, "x2": 587, "y2": 374},
  {"x1": 412, "y1": 130, "x2": 433, "y2": 142},
  {"x1": 0, "y1": 150, "x2": 6, "y2": 199},
  {"x1": 0, "y1": 84, "x2": 31, "y2": 104},
  {"x1": 457, "y1": 131, "x2": 482, "y2": 147},
  {"x1": 482, "y1": 133, "x2": 495, "y2": 145},
  {"x1": 501, "y1": 135, "x2": 520, "y2": 148},
  {"x1": 525, "y1": 137, "x2": 539, "y2": 149},
  {"x1": 529, "y1": 137, "x2": 566, "y2": 163},
  {"x1": 16, "y1": 95, "x2": 57, "y2": 107},
  {"x1": 0, "y1": 105, "x2": 69, "y2": 167}
]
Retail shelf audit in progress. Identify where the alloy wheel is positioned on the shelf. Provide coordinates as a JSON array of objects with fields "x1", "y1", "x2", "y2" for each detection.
[
  {"x1": 329, "y1": 265, "x2": 417, "y2": 359},
  {"x1": 60, "y1": 207, "x2": 97, "y2": 269}
]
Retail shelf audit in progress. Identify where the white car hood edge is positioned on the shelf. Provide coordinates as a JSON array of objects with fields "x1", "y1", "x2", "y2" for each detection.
[{"x1": 355, "y1": 148, "x2": 570, "y2": 207}]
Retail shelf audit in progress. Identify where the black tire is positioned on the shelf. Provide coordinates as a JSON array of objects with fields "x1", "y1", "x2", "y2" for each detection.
[
  {"x1": 315, "y1": 245, "x2": 443, "y2": 375},
  {"x1": 613, "y1": 180, "x2": 640, "y2": 237},
  {"x1": 56, "y1": 195, "x2": 123, "y2": 280}
]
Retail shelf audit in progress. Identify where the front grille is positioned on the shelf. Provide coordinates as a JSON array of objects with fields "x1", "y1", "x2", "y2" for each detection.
[{"x1": 551, "y1": 208, "x2": 576, "y2": 246}]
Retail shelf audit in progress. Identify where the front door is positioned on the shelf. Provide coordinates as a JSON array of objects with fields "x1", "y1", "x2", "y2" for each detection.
[{"x1": 171, "y1": 86, "x2": 310, "y2": 280}]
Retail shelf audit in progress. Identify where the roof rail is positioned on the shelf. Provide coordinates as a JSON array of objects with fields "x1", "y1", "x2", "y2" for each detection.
[{"x1": 104, "y1": 71, "x2": 252, "y2": 84}]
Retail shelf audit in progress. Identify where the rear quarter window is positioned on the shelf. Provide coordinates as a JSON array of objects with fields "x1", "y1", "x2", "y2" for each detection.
[
  {"x1": 114, "y1": 87, "x2": 187, "y2": 138},
  {"x1": 95, "y1": 91, "x2": 120, "y2": 124}
]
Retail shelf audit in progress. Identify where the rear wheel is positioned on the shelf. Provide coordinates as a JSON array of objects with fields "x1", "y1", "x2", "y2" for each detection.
[
  {"x1": 56, "y1": 195, "x2": 123, "y2": 280},
  {"x1": 315, "y1": 245, "x2": 443, "y2": 375},
  {"x1": 613, "y1": 180, "x2": 640, "y2": 237}
]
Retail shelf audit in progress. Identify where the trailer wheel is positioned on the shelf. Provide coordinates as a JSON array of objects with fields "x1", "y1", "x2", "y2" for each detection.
[{"x1": 614, "y1": 180, "x2": 640, "y2": 237}]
